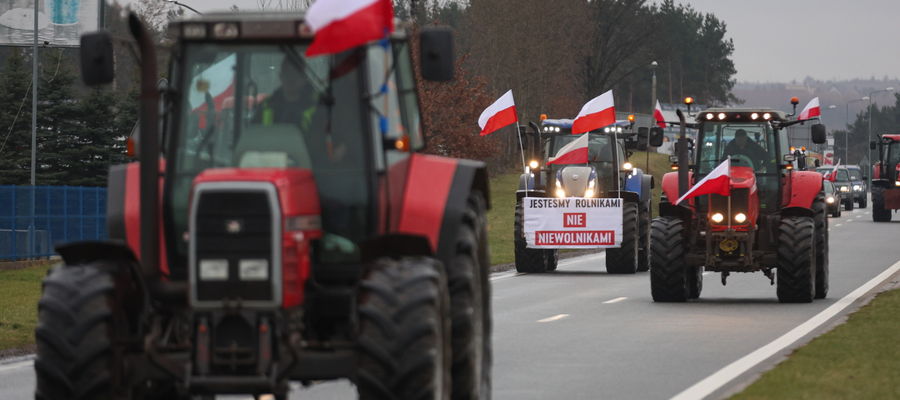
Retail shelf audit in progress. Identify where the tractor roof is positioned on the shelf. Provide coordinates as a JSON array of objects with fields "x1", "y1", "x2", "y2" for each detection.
[
  {"x1": 542, "y1": 119, "x2": 632, "y2": 128},
  {"x1": 881, "y1": 134, "x2": 900, "y2": 142},
  {"x1": 696, "y1": 108, "x2": 788, "y2": 122},
  {"x1": 170, "y1": 12, "x2": 409, "y2": 40}
]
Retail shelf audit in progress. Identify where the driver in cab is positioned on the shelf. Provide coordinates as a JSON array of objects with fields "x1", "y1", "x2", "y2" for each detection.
[{"x1": 723, "y1": 129, "x2": 767, "y2": 167}]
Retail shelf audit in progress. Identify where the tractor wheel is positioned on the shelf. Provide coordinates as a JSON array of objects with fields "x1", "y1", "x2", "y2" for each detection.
[
  {"x1": 607, "y1": 202, "x2": 639, "y2": 274},
  {"x1": 34, "y1": 263, "x2": 133, "y2": 400},
  {"x1": 776, "y1": 217, "x2": 816, "y2": 303},
  {"x1": 545, "y1": 249, "x2": 559, "y2": 272},
  {"x1": 445, "y1": 193, "x2": 492, "y2": 400},
  {"x1": 858, "y1": 195, "x2": 867, "y2": 209},
  {"x1": 843, "y1": 198, "x2": 854, "y2": 211},
  {"x1": 514, "y1": 202, "x2": 548, "y2": 273},
  {"x1": 831, "y1": 204, "x2": 841, "y2": 218},
  {"x1": 356, "y1": 257, "x2": 451, "y2": 400},
  {"x1": 637, "y1": 202, "x2": 651, "y2": 272},
  {"x1": 649, "y1": 217, "x2": 690, "y2": 302},
  {"x1": 686, "y1": 266, "x2": 703, "y2": 300},
  {"x1": 812, "y1": 194, "x2": 829, "y2": 299},
  {"x1": 872, "y1": 188, "x2": 892, "y2": 222}
]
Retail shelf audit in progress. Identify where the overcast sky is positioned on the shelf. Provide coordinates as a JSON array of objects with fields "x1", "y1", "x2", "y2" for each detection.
[{"x1": 123, "y1": 0, "x2": 900, "y2": 83}]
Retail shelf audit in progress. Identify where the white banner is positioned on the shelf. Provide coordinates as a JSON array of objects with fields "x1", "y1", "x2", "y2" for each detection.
[
  {"x1": 523, "y1": 197, "x2": 623, "y2": 249},
  {"x1": 0, "y1": 0, "x2": 100, "y2": 47}
]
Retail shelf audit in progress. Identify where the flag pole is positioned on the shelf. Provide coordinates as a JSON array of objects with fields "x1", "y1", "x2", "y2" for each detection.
[{"x1": 516, "y1": 123, "x2": 526, "y2": 171}]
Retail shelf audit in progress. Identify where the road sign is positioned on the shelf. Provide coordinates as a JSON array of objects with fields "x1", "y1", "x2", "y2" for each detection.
[{"x1": 523, "y1": 197, "x2": 623, "y2": 249}]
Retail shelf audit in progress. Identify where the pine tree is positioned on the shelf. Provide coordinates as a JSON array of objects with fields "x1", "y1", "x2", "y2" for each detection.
[{"x1": 0, "y1": 48, "x2": 34, "y2": 185}]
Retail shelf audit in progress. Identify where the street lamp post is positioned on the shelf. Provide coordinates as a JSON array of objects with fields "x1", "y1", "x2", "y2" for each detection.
[
  {"x1": 648, "y1": 61, "x2": 658, "y2": 173},
  {"x1": 846, "y1": 97, "x2": 868, "y2": 163},
  {"x1": 867, "y1": 87, "x2": 895, "y2": 186}
]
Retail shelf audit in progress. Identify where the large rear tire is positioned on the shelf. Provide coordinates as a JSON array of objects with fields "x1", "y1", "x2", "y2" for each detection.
[
  {"x1": 637, "y1": 202, "x2": 651, "y2": 272},
  {"x1": 607, "y1": 202, "x2": 639, "y2": 274},
  {"x1": 544, "y1": 250, "x2": 558, "y2": 272},
  {"x1": 776, "y1": 217, "x2": 816, "y2": 303},
  {"x1": 812, "y1": 194, "x2": 829, "y2": 299},
  {"x1": 872, "y1": 187, "x2": 892, "y2": 222},
  {"x1": 446, "y1": 193, "x2": 492, "y2": 400},
  {"x1": 356, "y1": 257, "x2": 452, "y2": 400},
  {"x1": 514, "y1": 202, "x2": 548, "y2": 273},
  {"x1": 650, "y1": 217, "x2": 690, "y2": 302},
  {"x1": 34, "y1": 263, "x2": 131, "y2": 400}
]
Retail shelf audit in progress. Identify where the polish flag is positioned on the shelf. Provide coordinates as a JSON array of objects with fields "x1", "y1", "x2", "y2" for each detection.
[
  {"x1": 654, "y1": 100, "x2": 666, "y2": 128},
  {"x1": 573, "y1": 90, "x2": 616, "y2": 134},
  {"x1": 676, "y1": 159, "x2": 731, "y2": 204},
  {"x1": 305, "y1": 0, "x2": 394, "y2": 57},
  {"x1": 797, "y1": 97, "x2": 821, "y2": 121},
  {"x1": 547, "y1": 134, "x2": 589, "y2": 165},
  {"x1": 478, "y1": 90, "x2": 518, "y2": 136},
  {"x1": 826, "y1": 160, "x2": 840, "y2": 181}
]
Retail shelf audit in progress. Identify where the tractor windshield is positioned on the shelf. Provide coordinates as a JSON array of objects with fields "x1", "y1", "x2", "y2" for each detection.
[
  {"x1": 698, "y1": 122, "x2": 776, "y2": 173},
  {"x1": 167, "y1": 43, "x2": 371, "y2": 258},
  {"x1": 887, "y1": 141, "x2": 900, "y2": 170},
  {"x1": 549, "y1": 134, "x2": 618, "y2": 165}
]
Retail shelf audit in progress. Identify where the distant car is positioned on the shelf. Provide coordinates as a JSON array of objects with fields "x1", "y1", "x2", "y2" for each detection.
[
  {"x1": 845, "y1": 165, "x2": 867, "y2": 208},
  {"x1": 822, "y1": 180, "x2": 842, "y2": 217},
  {"x1": 817, "y1": 166, "x2": 854, "y2": 211}
]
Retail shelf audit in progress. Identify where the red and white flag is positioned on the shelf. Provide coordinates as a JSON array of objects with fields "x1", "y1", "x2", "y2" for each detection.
[
  {"x1": 478, "y1": 90, "x2": 518, "y2": 136},
  {"x1": 676, "y1": 159, "x2": 731, "y2": 204},
  {"x1": 572, "y1": 90, "x2": 616, "y2": 134},
  {"x1": 547, "y1": 134, "x2": 589, "y2": 165},
  {"x1": 305, "y1": 0, "x2": 394, "y2": 57},
  {"x1": 797, "y1": 97, "x2": 821, "y2": 121},
  {"x1": 654, "y1": 100, "x2": 666, "y2": 128},
  {"x1": 826, "y1": 159, "x2": 840, "y2": 181}
]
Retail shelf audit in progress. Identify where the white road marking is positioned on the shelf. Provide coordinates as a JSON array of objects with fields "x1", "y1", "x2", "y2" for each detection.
[
  {"x1": 537, "y1": 314, "x2": 570, "y2": 323},
  {"x1": 602, "y1": 297, "x2": 627, "y2": 304},
  {"x1": 703, "y1": 272, "x2": 713, "y2": 276},
  {"x1": 835, "y1": 223, "x2": 842, "y2": 227},
  {"x1": 490, "y1": 272, "x2": 519, "y2": 281},
  {"x1": 671, "y1": 258, "x2": 900, "y2": 400}
]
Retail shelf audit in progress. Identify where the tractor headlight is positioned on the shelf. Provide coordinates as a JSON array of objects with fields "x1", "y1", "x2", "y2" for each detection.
[
  {"x1": 555, "y1": 179, "x2": 562, "y2": 188},
  {"x1": 529, "y1": 160, "x2": 539, "y2": 169},
  {"x1": 199, "y1": 259, "x2": 229, "y2": 281},
  {"x1": 622, "y1": 162, "x2": 633, "y2": 170},
  {"x1": 826, "y1": 196, "x2": 835, "y2": 204},
  {"x1": 839, "y1": 186, "x2": 850, "y2": 192},
  {"x1": 711, "y1": 213, "x2": 725, "y2": 223},
  {"x1": 750, "y1": 112, "x2": 759, "y2": 120},
  {"x1": 853, "y1": 185, "x2": 862, "y2": 191},
  {"x1": 239, "y1": 259, "x2": 269, "y2": 281},
  {"x1": 895, "y1": 181, "x2": 900, "y2": 187},
  {"x1": 555, "y1": 188, "x2": 566, "y2": 198},
  {"x1": 734, "y1": 213, "x2": 747, "y2": 224},
  {"x1": 584, "y1": 189, "x2": 594, "y2": 197}
]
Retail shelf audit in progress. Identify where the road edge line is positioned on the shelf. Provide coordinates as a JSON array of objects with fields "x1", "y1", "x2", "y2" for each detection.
[{"x1": 670, "y1": 258, "x2": 900, "y2": 400}]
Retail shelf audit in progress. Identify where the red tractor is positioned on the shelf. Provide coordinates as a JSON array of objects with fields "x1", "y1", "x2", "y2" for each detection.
[
  {"x1": 651, "y1": 100, "x2": 830, "y2": 303},
  {"x1": 35, "y1": 12, "x2": 492, "y2": 399},
  {"x1": 870, "y1": 134, "x2": 900, "y2": 221}
]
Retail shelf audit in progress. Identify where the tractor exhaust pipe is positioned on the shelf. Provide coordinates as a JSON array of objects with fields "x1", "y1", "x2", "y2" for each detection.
[
  {"x1": 129, "y1": 13, "x2": 160, "y2": 281},
  {"x1": 676, "y1": 109, "x2": 689, "y2": 197}
]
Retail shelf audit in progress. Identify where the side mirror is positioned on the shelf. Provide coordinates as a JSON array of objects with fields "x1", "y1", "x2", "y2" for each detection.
[
  {"x1": 810, "y1": 123, "x2": 827, "y2": 144},
  {"x1": 80, "y1": 31, "x2": 115, "y2": 86},
  {"x1": 419, "y1": 27, "x2": 454, "y2": 82},
  {"x1": 870, "y1": 141, "x2": 877, "y2": 150},
  {"x1": 649, "y1": 127, "x2": 665, "y2": 147}
]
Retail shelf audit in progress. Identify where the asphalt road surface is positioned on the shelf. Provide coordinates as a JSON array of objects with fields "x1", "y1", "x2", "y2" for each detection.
[{"x1": 2, "y1": 207, "x2": 899, "y2": 400}]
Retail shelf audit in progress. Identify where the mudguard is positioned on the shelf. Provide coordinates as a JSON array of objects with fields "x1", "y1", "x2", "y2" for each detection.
[
  {"x1": 783, "y1": 170, "x2": 823, "y2": 210},
  {"x1": 396, "y1": 154, "x2": 490, "y2": 267},
  {"x1": 610, "y1": 190, "x2": 640, "y2": 203},
  {"x1": 624, "y1": 169, "x2": 643, "y2": 199},
  {"x1": 661, "y1": 170, "x2": 695, "y2": 207},
  {"x1": 516, "y1": 172, "x2": 545, "y2": 200}
]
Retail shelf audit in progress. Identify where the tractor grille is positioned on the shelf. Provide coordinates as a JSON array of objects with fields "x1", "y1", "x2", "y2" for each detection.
[{"x1": 190, "y1": 183, "x2": 281, "y2": 307}]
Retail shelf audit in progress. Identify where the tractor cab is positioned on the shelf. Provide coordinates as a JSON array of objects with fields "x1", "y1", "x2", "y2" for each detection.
[
  {"x1": 539, "y1": 118, "x2": 630, "y2": 197},
  {"x1": 870, "y1": 134, "x2": 900, "y2": 221}
]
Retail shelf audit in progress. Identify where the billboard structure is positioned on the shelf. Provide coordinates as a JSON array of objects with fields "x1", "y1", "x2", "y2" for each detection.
[{"x1": 0, "y1": 0, "x2": 100, "y2": 47}]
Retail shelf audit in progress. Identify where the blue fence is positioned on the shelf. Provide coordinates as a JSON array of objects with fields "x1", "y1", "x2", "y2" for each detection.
[{"x1": 0, "y1": 186, "x2": 107, "y2": 260}]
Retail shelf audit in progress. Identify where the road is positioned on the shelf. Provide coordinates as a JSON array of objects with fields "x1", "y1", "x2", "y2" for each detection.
[{"x1": 1, "y1": 207, "x2": 898, "y2": 400}]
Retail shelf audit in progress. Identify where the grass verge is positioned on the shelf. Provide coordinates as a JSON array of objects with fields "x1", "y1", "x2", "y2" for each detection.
[
  {"x1": 730, "y1": 287, "x2": 900, "y2": 400},
  {"x1": 0, "y1": 265, "x2": 49, "y2": 351}
]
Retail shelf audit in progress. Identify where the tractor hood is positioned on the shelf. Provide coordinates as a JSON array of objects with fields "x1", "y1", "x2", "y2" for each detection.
[
  {"x1": 558, "y1": 166, "x2": 596, "y2": 197},
  {"x1": 729, "y1": 166, "x2": 757, "y2": 190}
]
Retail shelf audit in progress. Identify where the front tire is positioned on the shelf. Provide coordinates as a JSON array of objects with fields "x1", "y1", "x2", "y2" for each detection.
[
  {"x1": 843, "y1": 198, "x2": 854, "y2": 211},
  {"x1": 872, "y1": 187, "x2": 892, "y2": 222},
  {"x1": 812, "y1": 195, "x2": 829, "y2": 299},
  {"x1": 514, "y1": 202, "x2": 548, "y2": 273},
  {"x1": 607, "y1": 202, "x2": 639, "y2": 274},
  {"x1": 858, "y1": 195, "x2": 867, "y2": 209},
  {"x1": 776, "y1": 217, "x2": 816, "y2": 303},
  {"x1": 637, "y1": 202, "x2": 651, "y2": 272},
  {"x1": 650, "y1": 217, "x2": 690, "y2": 302},
  {"x1": 446, "y1": 193, "x2": 492, "y2": 400},
  {"x1": 356, "y1": 257, "x2": 452, "y2": 400},
  {"x1": 34, "y1": 263, "x2": 131, "y2": 400}
]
